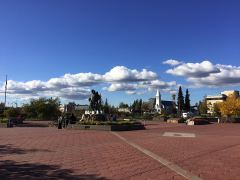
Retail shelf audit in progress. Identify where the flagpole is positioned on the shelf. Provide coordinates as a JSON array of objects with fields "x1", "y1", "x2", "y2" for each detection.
[{"x1": 4, "y1": 75, "x2": 7, "y2": 108}]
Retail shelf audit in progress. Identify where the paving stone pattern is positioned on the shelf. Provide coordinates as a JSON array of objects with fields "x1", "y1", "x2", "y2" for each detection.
[
  {"x1": 119, "y1": 123, "x2": 240, "y2": 180},
  {"x1": 0, "y1": 121, "x2": 240, "y2": 179}
]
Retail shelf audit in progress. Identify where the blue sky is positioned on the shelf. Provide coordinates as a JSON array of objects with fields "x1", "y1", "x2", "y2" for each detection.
[{"x1": 0, "y1": 0, "x2": 240, "y2": 106}]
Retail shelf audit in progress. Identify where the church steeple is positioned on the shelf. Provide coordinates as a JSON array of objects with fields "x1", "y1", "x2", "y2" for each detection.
[
  {"x1": 156, "y1": 89, "x2": 160, "y2": 97},
  {"x1": 155, "y1": 89, "x2": 162, "y2": 113}
]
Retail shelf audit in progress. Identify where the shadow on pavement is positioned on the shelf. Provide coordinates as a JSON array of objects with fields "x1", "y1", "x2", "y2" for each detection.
[
  {"x1": 0, "y1": 144, "x2": 51, "y2": 157},
  {"x1": 15, "y1": 121, "x2": 50, "y2": 128},
  {"x1": 0, "y1": 160, "x2": 107, "y2": 180}
]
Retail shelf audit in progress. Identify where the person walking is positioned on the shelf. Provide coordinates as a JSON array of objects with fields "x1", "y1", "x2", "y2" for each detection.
[{"x1": 58, "y1": 115, "x2": 62, "y2": 129}]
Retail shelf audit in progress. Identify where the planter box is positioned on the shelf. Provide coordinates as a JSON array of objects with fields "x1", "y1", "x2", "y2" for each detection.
[
  {"x1": 167, "y1": 118, "x2": 184, "y2": 124},
  {"x1": 220, "y1": 117, "x2": 240, "y2": 123},
  {"x1": 187, "y1": 121, "x2": 195, "y2": 126},
  {"x1": 153, "y1": 117, "x2": 168, "y2": 121},
  {"x1": 67, "y1": 124, "x2": 145, "y2": 131},
  {"x1": 167, "y1": 119, "x2": 179, "y2": 123},
  {"x1": 187, "y1": 118, "x2": 209, "y2": 125},
  {"x1": 0, "y1": 123, "x2": 7, "y2": 128}
]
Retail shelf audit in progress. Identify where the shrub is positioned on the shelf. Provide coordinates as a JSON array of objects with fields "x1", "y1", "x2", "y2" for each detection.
[{"x1": 4, "y1": 107, "x2": 21, "y2": 118}]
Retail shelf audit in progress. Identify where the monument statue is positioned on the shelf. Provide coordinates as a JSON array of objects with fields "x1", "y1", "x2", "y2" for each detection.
[{"x1": 89, "y1": 90, "x2": 102, "y2": 114}]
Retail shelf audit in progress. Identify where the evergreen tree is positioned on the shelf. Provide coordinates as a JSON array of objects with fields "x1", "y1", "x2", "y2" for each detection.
[
  {"x1": 184, "y1": 89, "x2": 191, "y2": 112},
  {"x1": 139, "y1": 99, "x2": 143, "y2": 114},
  {"x1": 119, "y1": 102, "x2": 129, "y2": 108},
  {"x1": 177, "y1": 86, "x2": 184, "y2": 113},
  {"x1": 172, "y1": 94, "x2": 176, "y2": 102},
  {"x1": 103, "y1": 99, "x2": 110, "y2": 114},
  {"x1": 131, "y1": 100, "x2": 136, "y2": 112},
  {"x1": 131, "y1": 99, "x2": 142, "y2": 113}
]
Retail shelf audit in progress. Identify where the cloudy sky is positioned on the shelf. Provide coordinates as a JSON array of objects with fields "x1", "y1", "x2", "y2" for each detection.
[{"x1": 0, "y1": 0, "x2": 240, "y2": 106}]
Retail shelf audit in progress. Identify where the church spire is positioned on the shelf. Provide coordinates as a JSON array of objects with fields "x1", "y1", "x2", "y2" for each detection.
[
  {"x1": 155, "y1": 89, "x2": 161, "y2": 113},
  {"x1": 156, "y1": 89, "x2": 160, "y2": 97}
]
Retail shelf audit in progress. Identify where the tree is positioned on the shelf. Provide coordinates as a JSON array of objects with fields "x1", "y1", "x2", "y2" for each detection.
[
  {"x1": 139, "y1": 99, "x2": 143, "y2": 114},
  {"x1": 119, "y1": 102, "x2": 129, "y2": 108},
  {"x1": 0, "y1": 103, "x2": 5, "y2": 114},
  {"x1": 4, "y1": 107, "x2": 21, "y2": 118},
  {"x1": 109, "y1": 105, "x2": 117, "y2": 114},
  {"x1": 172, "y1": 94, "x2": 176, "y2": 102},
  {"x1": 131, "y1": 99, "x2": 142, "y2": 113},
  {"x1": 177, "y1": 86, "x2": 184, "y2": 113},
  {"x1": 103, "y1": 99, "x2": 110, "y2": 114},
  {"x1": 213, "y1": 103, "x2": 221, "y2": 117},
  {"x1": 22, "y1": 98, "x2": 61, "y2": 120},
  {"x1": 142, "y1": 102, "x2": 150, "y2": 112},
  {"x1": 218, "y1": 95, "x2": 240, "y2": 117},
  {"x1": 184, "y1": 89, "x2": 191, "y2": 112},
  {"x1": 148, "y1": 98, "x2": 156, "y2": 110},
  {"x1": 198, "y1": 99, "x2": 207, "y2": 115},
  {"x1": 66, "y1": 102, "x2": 76, "y2": 113}
]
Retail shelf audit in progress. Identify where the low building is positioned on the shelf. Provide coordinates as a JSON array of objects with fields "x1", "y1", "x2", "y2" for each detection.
[
  {"x1": 60, "y1": 103, "x2": 89, "y2": 113},
  {"x1": 206, "y1": 94, "x2": 226, "y2": 114},
  {"x1": 118, "y1": 107, "x2": 131, "y2": 113},
  {"x1": 206, "y1": 90, "x2": 239, "y2": 114},
  {"x1": 221, "y1": 90, "x2": 239, "y2": 97},
  {"x1": 75, "y1": 105, "x2": 89, "y2": 111}
]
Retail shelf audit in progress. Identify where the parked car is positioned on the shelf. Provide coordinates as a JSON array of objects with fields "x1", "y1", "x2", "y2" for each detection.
[{"x1": 182, "y1": 112, "x2": 193, "y2": 119}]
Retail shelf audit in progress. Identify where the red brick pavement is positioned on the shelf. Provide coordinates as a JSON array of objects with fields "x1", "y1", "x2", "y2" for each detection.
[
  {"x1": 0, "y1": 122, "x2": 239, "y2": 179},
  {"x1": 119, "y1": 122, "x2": 240, "y2": 180},
  {"x1": 0, "y1": 126, "x2": 182, "y2": 180}
]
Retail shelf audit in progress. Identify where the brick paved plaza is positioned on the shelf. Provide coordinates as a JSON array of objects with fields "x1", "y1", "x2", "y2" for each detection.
[{"x1": 0, "y1": 121, "x2": 240, "y2": 180}]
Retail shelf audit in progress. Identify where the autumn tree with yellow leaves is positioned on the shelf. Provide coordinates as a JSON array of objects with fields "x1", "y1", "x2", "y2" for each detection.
[{"x1": 217, "y1": 95, "x2": 240, "y2": 117}]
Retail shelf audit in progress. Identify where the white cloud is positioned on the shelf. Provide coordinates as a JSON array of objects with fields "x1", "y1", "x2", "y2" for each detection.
[
  {"x1": 166, "y1": 60, "x2": 220, "y2": 78},
  {"x1": 165, "y1": 60, "x2": 240, "y2": 87},
  {"x1": 104, "y1": 79, "x2": 177, "y2": 95},
  {"x1": 47, "y1": 72, "x2": 103, "y2": 88},
  {"x1": 163, "y1": 59, "x2": 183, "y2": 66},
  {"x1": 105, "y1": 83, "x2": 137, "y2": 92},
  {"x1": 1, "y1": 66, "x2": 175, "y2": 101},
  {"x1": 169, "y1": 90, "x2": 177, "y2": 95},
  {"x1": 187, "y1": 64, "x2": 240, "y2": 87},
  {"x1": 2, "y1": 79, "x2": 91, "y2": 100},
  {"x1": 103, "y1": 66, "x2": 157, "y2": 82},
  {"x1": 126, "y1": 90, "x2": 137, "y2": 95},
  {"x1": 137, "y1": 80, "x2": 177, "y2": 92},
  {"x1": 51, "y1": 87, "x2": 91, "y2": 100},
  {"x1": 148, "y1": 80, "x2": 177, "y2": 89}
]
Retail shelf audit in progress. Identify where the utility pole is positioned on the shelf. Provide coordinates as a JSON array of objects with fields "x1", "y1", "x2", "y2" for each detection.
[{"x1": 4, "y1": 75, "x2": 7, "y2": 108}]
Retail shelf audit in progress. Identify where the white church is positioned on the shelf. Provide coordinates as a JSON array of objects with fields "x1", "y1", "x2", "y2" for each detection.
[
  {"x1": 154, "y1": 89, "x2": 176, "y2": 114},
  {"x1": 155, "y1": 89, "x2": 162, "y2": 113}
]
